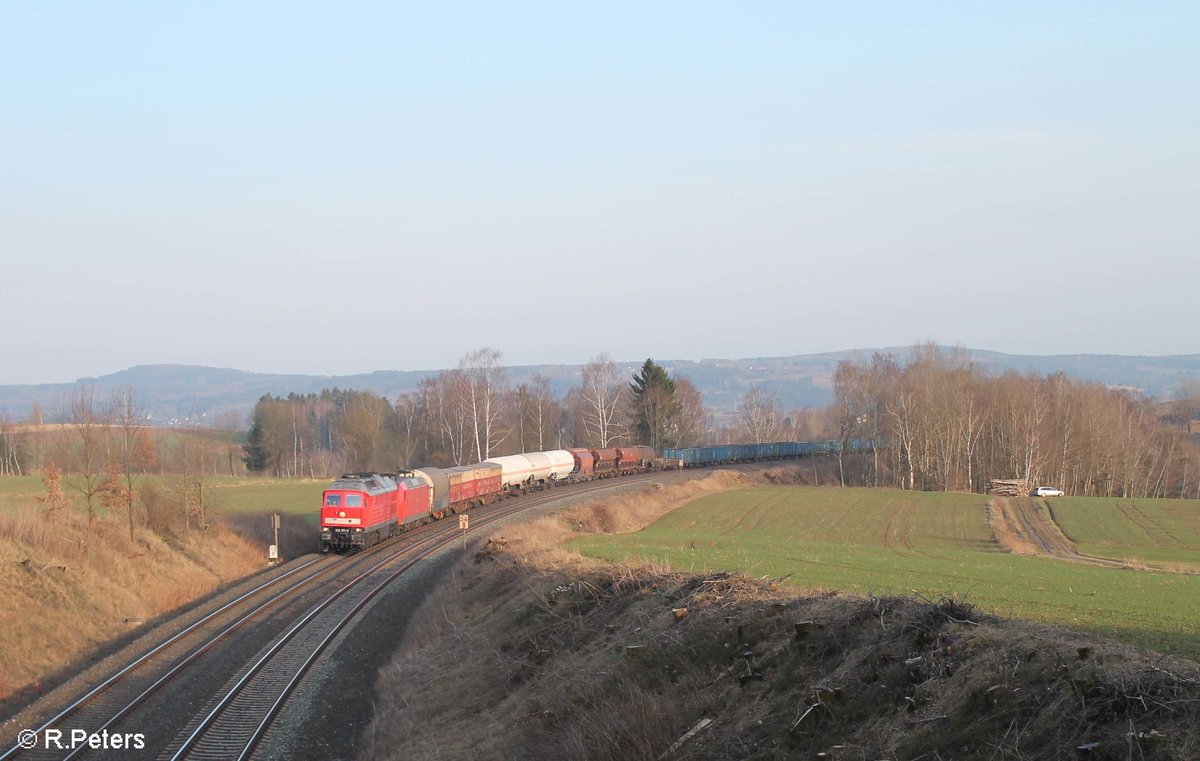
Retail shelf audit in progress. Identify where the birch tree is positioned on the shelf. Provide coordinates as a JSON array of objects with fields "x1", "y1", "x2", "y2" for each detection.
[
  {"x1": 459, "y1": 347, "x2": 509, "y2": 462},
  {"x1": 524, "y1": 375, "x2": 559, "y2": 451},
  {"x1": 739, "y1": 383, "x2": 781, "y2": 445},
  {"x1": 579, "y1": 353, "x2": 627, "y2": 447}
]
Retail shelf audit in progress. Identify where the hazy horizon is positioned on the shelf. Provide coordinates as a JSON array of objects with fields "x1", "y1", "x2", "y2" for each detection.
[
  {"x1": 3, "y1": 3, "x2": 1196, "y2": 385},
  {"x1": 5, "y1": 343, "x2": 1200, "y2": 390}
]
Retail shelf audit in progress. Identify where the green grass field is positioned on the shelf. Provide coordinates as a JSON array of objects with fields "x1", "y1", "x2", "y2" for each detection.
[
  {"x1": 572, "y1": 487, "x2": 1200, "y2": 656},
  {"x1": 199, "y1": 477, "x2": 326, "y2": 516},
  {"x1": 1050, "y1": 496, "x2": 1200, "y2": 570},
  {"x1": 0, "y1": 476, "x2": 45, "y2": 498}
]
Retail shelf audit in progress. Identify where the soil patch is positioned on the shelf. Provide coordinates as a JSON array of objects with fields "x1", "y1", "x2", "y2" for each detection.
[{"x1": 989, "y1": 498, "x2": 1126, "y2": 568}]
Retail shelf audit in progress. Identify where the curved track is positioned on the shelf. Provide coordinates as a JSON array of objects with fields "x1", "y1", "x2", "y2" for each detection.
[{"x1": 1, "y1": 469, "x2": 691, "y2": 761}]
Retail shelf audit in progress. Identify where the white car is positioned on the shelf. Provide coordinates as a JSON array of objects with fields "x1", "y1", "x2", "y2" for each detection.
[{"x1": 1034, "y1": 486, "x2": 1064, "y2": 497}]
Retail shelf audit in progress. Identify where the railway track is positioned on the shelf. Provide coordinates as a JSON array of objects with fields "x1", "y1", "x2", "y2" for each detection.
[
  {"x1": 1, "y1": 469, "x2": 690, "y2": 761},
  {"x1": 1, "y1": 545, "x2": 393, "y2": 761}
]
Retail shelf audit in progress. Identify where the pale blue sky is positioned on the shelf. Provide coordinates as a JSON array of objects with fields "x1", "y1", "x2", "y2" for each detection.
[{"x1": 2, "y1": 2, "x2": 1196, "y2": 384}]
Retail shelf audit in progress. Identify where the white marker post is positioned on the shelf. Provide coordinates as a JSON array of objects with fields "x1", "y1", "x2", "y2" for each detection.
[
  {"x1": 459, "y1": 513, "x2": 469, "y2": 549},
  {"x1": 271, "y1": 513, "x2": 281, "y2": 565}
]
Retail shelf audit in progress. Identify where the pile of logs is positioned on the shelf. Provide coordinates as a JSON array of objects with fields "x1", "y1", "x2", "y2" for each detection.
[{"x1": 988, "y1": 479, "x2": 1030, "y2": 497}]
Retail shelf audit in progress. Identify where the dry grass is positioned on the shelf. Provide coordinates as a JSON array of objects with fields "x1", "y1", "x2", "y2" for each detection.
[
  {"x1": 986, "y1": 498, "x2": 1041, "y2": 555},
  {"x1": 0, "y1": 494, "x2": 266, "y2": 702},
  {"x1": 366, "y1": 470, "x2": 1200, "y2": 760}
]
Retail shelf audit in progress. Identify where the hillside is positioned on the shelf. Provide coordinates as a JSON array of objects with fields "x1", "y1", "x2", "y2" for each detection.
[
  {"x1": 1, "y1": 349, "x2": 1198, "y2": 424},
  {"x1": 0, "y1": 503, "x2": 265, "y2": 704}
]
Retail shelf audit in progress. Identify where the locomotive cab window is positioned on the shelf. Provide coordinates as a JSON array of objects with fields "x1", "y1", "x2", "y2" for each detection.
[
  {"x1": 345, "y1": 494, "x2": 363, "y2": 507},
  {"x1": 324, "y1": 494, "x2": 341, "y2": 507}
]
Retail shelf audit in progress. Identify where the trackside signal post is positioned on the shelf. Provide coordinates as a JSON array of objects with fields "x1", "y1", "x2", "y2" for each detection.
[
  {"x1": 459, "y1": 513, "x2": 469, "y2": 549},
  {"x1": 269, "y1": 513, "x2": 281, "y2": 565}
]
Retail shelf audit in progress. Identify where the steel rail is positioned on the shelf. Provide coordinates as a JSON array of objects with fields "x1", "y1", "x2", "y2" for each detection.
[
  {"x1": 7, "y1": 534, "x2": 416, "y2": 761},
  {"x1": 165, "y1": 519, "x2": 481, "y2": 760},
  {"x1": 6, "y1": 467, "x2": 684, "y2": 761},
  {"x1": 52, "y1": 546, "x2": 409, "y2": 761},
  {"x1": 171, "y1": 474, "x2": 679, "y2": 760},
  {"x1": 0, "y1": 556, "x2": 327, "y2": 761}
]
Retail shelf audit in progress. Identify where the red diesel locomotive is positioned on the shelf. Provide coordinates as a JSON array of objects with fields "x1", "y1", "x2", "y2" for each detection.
[
  {"x1": 319, "y1": 465, "x2": 506, "y2": 552},
  {"x1": 319, "y1": 446, "x2": 660, "y2": 553},
  {"x1": 320, "y1": 472, "x2": 431, "y2": 552}
]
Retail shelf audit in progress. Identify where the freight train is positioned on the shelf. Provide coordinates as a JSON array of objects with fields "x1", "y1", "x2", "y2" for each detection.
[
  {"x1": 661, "y1": 439, "x2": 868, "y2": 467},
  {"x1": 319, "y1": 445, "x2": 657, "y2": 552},
  {"x1": 318, "y1": 439, "x2": 862, "y2": 552}
]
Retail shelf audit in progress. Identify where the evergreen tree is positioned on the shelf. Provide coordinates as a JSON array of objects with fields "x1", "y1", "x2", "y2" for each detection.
[
  {"x1": 629, "y1": 358, "x2": 680, "y2": 450},
  {"x1": 242, "y1": 394, "x2": 276, "y2": 473}
]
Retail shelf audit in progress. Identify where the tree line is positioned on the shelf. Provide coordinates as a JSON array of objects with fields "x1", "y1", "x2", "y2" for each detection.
[
  {"x1": 241, "y1": 349, "x2": 709, "y2": 477},
  {"x1": 4, "y1": 344, "x2": 1198, "y2": 504},
  {"x1": 828, "y1": 343, "x2": 1200, "y2": 498}
]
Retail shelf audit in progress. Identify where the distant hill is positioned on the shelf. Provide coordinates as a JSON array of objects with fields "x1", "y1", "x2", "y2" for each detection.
[{"x1": 1, "y1": 349, "x2": 1198, "y2": 426}]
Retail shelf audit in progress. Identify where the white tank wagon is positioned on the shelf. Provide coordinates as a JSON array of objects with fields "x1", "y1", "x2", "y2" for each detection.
[
  {"x1": 484, "y1": 449, "x2": 577, "y2": 491},
  {"x1": 484, "y1": 454, "x2": 540, "y2": 489},
  {"x1": 517, "y1": 450, "x2": 576, "y2": 483},
  {"x1": 543, "y1": 450, "x2": 575, "y2": 480}
]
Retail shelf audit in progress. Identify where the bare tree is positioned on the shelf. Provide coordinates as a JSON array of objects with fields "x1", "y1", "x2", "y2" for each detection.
[
  {"x1": 421, "y1": 371, "x2": 471, "y2": 466},
  {"x1": 0, "y1": 413, "x2": 22, "y2": 476},
  {"x1": 394, "y1": 392, "x2": 420, "y2": 466},
  {"x1": 579, "y1": 353, "x2": 627, "y2": 447},
  {"x1": 459, "y1": 347, "x2": 509, "y2": 461},
  {"x1": 887, "y1": 379, "x2": 922, "y2": 491},
  {"x1": 112, "y1": 386, "x2": 144, "y2": 542},
  {"x1": 523, "y1": 375, "x2": 559, "y2": 452},
  {"x1": 955, "y1": 378, "x2": 989, "y2": 492},
  {"x1": 177, "y1": 419, "x2": 198, "y2": 529},
  {"x1": 65, "y1": 385, "x2": 109, "y2": 529},
  {"x1": 739, "y1": 383, "x2": 781, "y2": 445},
  {"x1": 832, "y1": 363, "x2": 867, "y2": 486},
  {"x1": 29, "y1": 403, "x2": 47, "y2": 473},
  {"x1": 336, "y1": 392, "x2": 392, "y2": 471},
  {"x1": 673, "y1": 377, "x2": 709, "y2": 448}
]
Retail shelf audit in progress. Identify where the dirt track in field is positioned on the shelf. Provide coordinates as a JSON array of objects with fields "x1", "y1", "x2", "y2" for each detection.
[
  {"x1": 988, "y1": 498, "x2": 1126, "y2": 568},
  {"x1": 879, "y1": 498, "x2": 918, "y2": 554}
]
